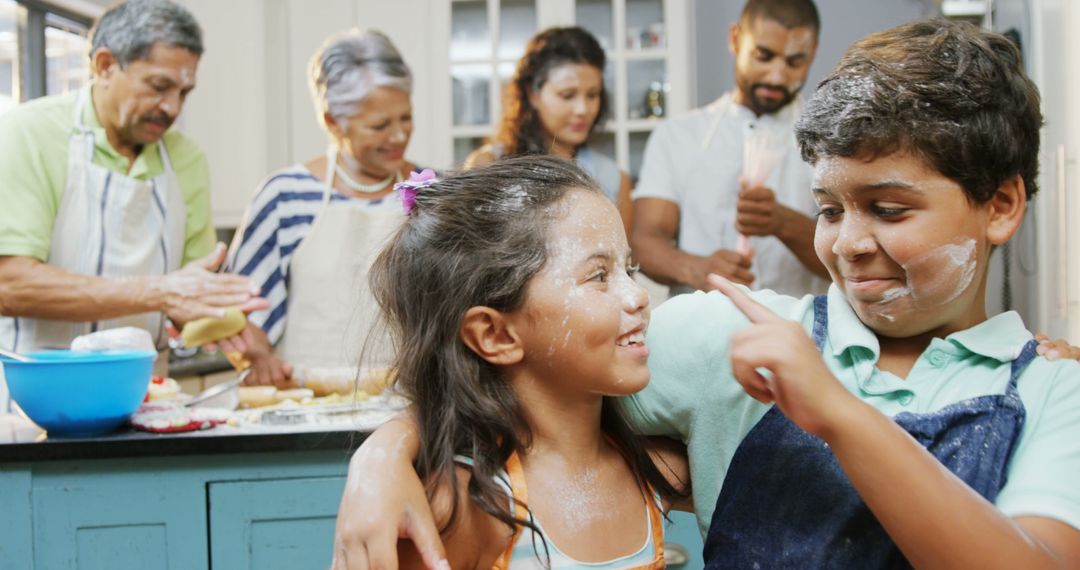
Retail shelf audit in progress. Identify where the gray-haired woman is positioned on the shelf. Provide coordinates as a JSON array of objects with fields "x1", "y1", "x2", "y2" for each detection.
[{"x1": 223, "y1": 29, "x2": 415, "y2": 387}]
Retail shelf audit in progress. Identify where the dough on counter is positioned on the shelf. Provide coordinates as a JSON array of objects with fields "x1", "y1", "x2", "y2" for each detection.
[{"x1": 296, "y1": 366, "x2": 396, "y2": 396}]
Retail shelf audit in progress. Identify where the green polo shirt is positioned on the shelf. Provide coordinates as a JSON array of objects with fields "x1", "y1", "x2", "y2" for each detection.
[
  {"x1": 0, "y1": 89, "x2": 215, "y2": 265},
  {"x1": 628, "y1": 285, "x2": 1080, "y2": 538}
]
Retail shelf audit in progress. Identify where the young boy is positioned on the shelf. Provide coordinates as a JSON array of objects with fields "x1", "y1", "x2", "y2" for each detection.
[{"x1": 331, "y1": 19, "x2": 1080, "y2": 569}]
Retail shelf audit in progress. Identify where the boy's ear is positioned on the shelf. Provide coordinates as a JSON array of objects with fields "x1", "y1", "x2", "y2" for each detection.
[
  {"x1": 460, "y1": 306, "x2": 524, "y2": 366},
  {"x1": 985, "y1": 174, "x2": 1027, "y2": 246},
  {"x1": 728, "y1": 23, "x2": 741, "y2": 56}
]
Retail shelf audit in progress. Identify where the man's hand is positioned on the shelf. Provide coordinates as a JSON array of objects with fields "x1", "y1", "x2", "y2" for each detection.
[
  {"x1": 735, "y1": 179, "x2": 786, "y2": 237},
  {"x1": 1035, "y1": 333, "x2": 1080, "y2": 361},
  {"x1": 686, "y1": 250, "x2": 754, "y2": 291},
  {"x1": 153, "y1": 243, "x2": 266, "y2": 325}
]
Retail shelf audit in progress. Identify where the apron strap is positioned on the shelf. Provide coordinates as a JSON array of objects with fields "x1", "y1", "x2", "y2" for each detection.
[
  {"x1": 811, "y1": 295, "x2": 829, "y2": 350},
  {"x1": 1008, "y1": 339, "x2": 1039, "y2": 391},
  {"x1": 72, "y1": 86, "x2": 97, "y2": 162},
  {"x1": 813, "y1": 294, "x2": 1037, "y2": 395},
  {"x1": 322, "y1": 146, "x2": 339, "y2": 207},
  {"x1": 491, "y1": 451, "x2": 528, "y2": 570},
  {"x1": 156, "y1": 137, "x2": 175, "y2": 173},
  {"x1": 491, "y1": 448, "x2": 667, "y2": 570}
]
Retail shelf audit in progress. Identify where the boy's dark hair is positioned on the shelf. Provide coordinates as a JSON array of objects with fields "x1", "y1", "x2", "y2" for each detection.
[
  {"x1": 496, "y1": 27, "x2": 609, "y2": 156},
  {"x1": 795, "y1": 18, "x2": 1043, "y2": 202},
  {"x1": 370, "y1": 155, "x2": 686, "y2": 543},
  {"x1": 740, "y1": 0, "x2": 820, "y2": 36}
]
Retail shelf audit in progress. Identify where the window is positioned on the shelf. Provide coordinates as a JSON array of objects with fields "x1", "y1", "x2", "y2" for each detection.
[{"x1": 0, "y1": 0, "x2": 91, "y2": 114}]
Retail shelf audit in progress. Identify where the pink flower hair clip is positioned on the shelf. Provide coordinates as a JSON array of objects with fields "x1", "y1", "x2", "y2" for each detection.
[{"x1": 394, "y1": 168, "x2": 439, "y2": 215}]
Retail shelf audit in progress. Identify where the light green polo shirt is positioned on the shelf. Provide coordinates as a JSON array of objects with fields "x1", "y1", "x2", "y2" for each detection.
[
  {"x1": 627, "y1": 285, "x2": 1080, "y2": 538},
  {"x1": 0, "y1": 89, "x2": 215, "y2": 265}
]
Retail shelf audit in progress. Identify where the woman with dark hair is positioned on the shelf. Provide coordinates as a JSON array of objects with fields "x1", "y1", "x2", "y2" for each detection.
[{"x1": 466, "y1": 26, "x2": 634, "y2": 234}]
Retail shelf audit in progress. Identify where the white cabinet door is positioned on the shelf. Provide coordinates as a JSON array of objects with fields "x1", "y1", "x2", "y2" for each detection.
[{"x1": 1031, "y1": 0, "x2": 1080, "y2": 341}]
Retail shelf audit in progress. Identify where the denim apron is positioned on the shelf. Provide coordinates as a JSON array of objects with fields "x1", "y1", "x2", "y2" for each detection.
[{"x1": 703, "y1": 295, "x2": 1035, "y2": 569}]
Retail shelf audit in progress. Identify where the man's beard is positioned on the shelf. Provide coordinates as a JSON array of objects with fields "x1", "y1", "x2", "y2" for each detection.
[{"x1": 746, "y1": 82, "x2": 799, "y2": 115}]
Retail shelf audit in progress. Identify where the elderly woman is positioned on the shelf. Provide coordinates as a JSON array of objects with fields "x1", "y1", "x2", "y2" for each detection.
[
  {"x1": 466, "y1": 27, "x2": 633, "y2": 233},
  {"x1": 224, "y1": 29, "x2": 414, "y2": 386}
]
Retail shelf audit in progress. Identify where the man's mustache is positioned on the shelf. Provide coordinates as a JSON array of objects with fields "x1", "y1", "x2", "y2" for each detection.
[
  {"x1": 752, "y1": 83, "x2": 792, "y2": 98},
  {"x1": 140, "y1": 114, "x2": 174, "y2": 129}
]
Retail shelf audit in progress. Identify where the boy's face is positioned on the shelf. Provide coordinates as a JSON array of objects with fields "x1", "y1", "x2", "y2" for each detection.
[{"x1": 811, "y1": 151, "x2": 996, "y2": 339}]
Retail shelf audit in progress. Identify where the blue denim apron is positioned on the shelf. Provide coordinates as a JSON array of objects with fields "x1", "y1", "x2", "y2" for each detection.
[{"x1": 703, "y1": 295, "x2": 1036, "y2": 569}]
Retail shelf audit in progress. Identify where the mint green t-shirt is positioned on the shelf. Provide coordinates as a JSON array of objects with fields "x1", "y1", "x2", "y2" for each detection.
[
  {"x1": 0, "y1": 89, "x2": 215, "y2": 264},
  {"x1": 627, "y1": 285, "x2": 1080, "y2": 538}
]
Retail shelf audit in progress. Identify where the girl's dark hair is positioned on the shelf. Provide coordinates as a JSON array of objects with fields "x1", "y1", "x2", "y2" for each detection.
[
  {"x1": 794, "y1": 18, "x2": 1043, "y2": 202},
  {"x1": 494, "y1": 27, "x2": 609, "y2": 156},
  {"x1": 370, "y1": 155, "x2": 686, "y2": 541}
]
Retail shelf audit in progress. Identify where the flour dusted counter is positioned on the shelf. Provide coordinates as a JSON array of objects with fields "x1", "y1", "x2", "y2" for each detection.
[{"x1": 0, "y1": 423, "x2": 363, "y2": 570}]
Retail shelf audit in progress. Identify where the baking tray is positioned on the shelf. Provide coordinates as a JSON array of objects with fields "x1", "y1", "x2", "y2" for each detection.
[{"x1": 259, "y1": 394, "x2": 406, "y2": 428}]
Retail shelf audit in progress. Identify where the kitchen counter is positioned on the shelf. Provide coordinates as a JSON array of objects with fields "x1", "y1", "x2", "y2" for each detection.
[
  {"x1": 0, "y1": 419, "x2": 368, "y2": 463},
  {"x1": 0, "y1": 414, "x2": 706, "y2": 570},
  {"x1": 1, "y1": 417, "x2": 369, "y2": 570}
]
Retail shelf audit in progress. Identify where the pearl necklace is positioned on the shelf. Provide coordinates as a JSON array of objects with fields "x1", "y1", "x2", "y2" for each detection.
[{"x1": 334, "y1": 163, "x2": 401, "y2": 194}]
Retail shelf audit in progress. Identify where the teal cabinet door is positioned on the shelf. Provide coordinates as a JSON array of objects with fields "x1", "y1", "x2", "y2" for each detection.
[
  {"x1": 209, "y1": 476, "x2": 345, "y2": 570},
  {"x1": 31, "y1": 470, "x2": 208, "y2": 570},
  {"x1": 0, "y1": 467, "x2": 33, "y2": 570}
]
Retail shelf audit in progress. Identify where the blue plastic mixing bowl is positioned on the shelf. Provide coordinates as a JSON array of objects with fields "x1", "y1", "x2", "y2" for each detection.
[{"x1": 2, "y1": 350, "x2": 155, "y2": 437}]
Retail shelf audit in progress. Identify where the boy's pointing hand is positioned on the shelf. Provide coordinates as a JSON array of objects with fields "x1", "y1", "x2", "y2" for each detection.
[{"x1": 708, "y1": 273, "x2": 857, "y2": 439}]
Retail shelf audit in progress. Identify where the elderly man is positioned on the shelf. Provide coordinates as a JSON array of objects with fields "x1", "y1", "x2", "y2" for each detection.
[
  {"x1": 632, "y1": 0, "x2": 829, "y2": 297},
  {"x1": 0, "y1": 0, "x2": 262, "y2": 406}
]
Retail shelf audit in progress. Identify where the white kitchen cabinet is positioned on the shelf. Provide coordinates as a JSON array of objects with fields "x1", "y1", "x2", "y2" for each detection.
[
  {"x1": 438, "y1": 0, "x2": 694, "y2": 176},
  {"x1": 174, "y1": 0, "x2": 692, "y2": 227},
  {"x1": 1030, "y1": 0, "x2": 1080, "y2": 341}
]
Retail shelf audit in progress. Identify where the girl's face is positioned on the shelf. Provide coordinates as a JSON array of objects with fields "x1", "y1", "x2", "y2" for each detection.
[
  {"x1": 528, "y1": 63, "x2": 603, "y2": 150},
  {"x1": 813, "y1": 151, "x2": 995, "y2": 339},
  {"x1": 510, "y1": 189, "x2": 650, "y2": 396},
  {"x1": 332, "y1": 86, "x2": 413, "y2": 177}
]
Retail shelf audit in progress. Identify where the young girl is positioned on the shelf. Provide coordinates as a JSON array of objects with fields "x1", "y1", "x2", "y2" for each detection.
[
  {"x1": 465, "y1": 27, "x2": 634, "y2": 235},
  {"x1": 340, "y1": 156, "x2": 687, "y2": 569},
  {"x1": 333, "y1": 19, "x2": 1080, "y2": 569}
]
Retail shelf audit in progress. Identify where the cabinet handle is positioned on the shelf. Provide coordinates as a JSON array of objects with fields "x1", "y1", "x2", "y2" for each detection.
[{"x1": 1058, "y1": 144, "x2": 1068, "y2": 319}]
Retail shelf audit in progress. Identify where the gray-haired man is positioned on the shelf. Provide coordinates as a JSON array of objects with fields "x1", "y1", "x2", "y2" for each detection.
[{"x1": 0, "y1": 0, "x2": 263, "y2": 404}]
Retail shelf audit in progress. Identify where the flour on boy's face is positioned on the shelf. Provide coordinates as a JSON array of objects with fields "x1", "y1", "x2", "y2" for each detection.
[{"x1": 811, "y1": 151, "x2": 992, "y2": 339}]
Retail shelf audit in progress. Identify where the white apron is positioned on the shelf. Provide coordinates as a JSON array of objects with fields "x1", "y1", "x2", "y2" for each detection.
[
  {"x1": 275, "y1": 147, "x2": 404, "y2": 371},
  {"x1": 0, "y1": 86, "x2": 186, "y2": 409}
]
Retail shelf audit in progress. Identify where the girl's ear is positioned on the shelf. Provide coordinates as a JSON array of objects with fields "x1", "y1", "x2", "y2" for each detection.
[
  {"x1": 985, "y1": 174, "x2": 1027, "y2": 246},
  {"x1": 460, "y1": 306, "x2": 524, "y2": 366}
]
